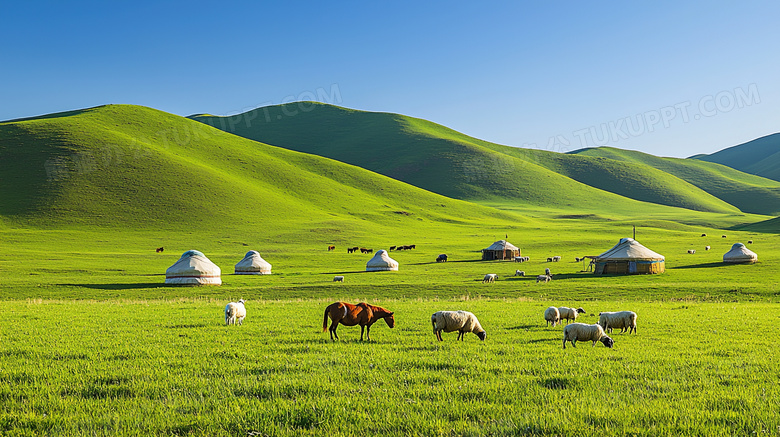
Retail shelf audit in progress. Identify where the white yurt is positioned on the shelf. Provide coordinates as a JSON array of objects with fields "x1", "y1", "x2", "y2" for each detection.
[
  {"x1": 234, "y1": 250, "x2": 272, "y2": 275},
  {"x1": 366, "y1": 250, "x2": 399, "y2": 272},
  {"x1": 593, "y1": 238, "x2": 665, "y2": 274},
  {"x1": 723, "y1": 243, "x2": 757, "y2": 264},
  {"x1": 165, "y1": 250, "x2": 222, "y2": 285}
]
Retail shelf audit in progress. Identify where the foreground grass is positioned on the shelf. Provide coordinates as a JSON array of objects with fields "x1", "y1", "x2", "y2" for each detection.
[{"x1": 1, "y1": 299, "x2": 778, "y2": 436}]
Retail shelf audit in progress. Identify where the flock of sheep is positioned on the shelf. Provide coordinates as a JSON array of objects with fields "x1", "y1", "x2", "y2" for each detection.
[
  {"x1": 485, "y1": 266, "x2": 553, "y2": 284},
  {"x1": 224, "y1": 298, "x2": 636, "y2": 349},
  {"x1": 545, "y1": 306, "x2": 637, "y2": 349}
]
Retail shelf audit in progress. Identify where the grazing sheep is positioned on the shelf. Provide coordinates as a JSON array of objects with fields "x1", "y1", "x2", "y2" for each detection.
[
  {"x1": 514, "y1": 270, "x2": 525, "y2": 277},
  {"x1": 544, "y1": 306, "x2": 560, "y2": 327},
  {"x1": 545, "y1": 267, "x2": 551, "y2": 276},
  {"x1": 482, "y1": 273, "x2": 498, "y2": 283},
  {"x1": 687, "y1": 249, "x2": 696, "y2": 254},
  {"x1": 722, "y1": 235, "x2": 727, "y2": 238},
  {"x1": 547, "y1": 257, "x2": 553, "y2": 262},
  {"x1": 536, "y1": 274, "x2": 551, "y2": 283},
  {"x1": 701, "y1": 233, "x2": 707, "y2": 237},
  {"x1": 225, "y1": 299, "x2": 247, "y2": 326},
  {"x1": 562, "y1": 323, "x2": 614, "y2": 349},
  {"x1": 333, "y1": 276, "x2": 344, "y2": 282},
  {"x1": 552, "y1": 256, "x2": 561, "y2": 262},
  {"x1": 705, "y1": 246, "x2": 711, "y2": 251},
  {"x1": 436, "y1": 254, "x2": 448, "y2": 263},
  {"x1": 431, "y1": 310, "x2": 486, "y2": 341},
  {"x1": 598, "y1": 311, "x2": 638, "y2": 334},
  {"x1": 748, "y1": 240, "x2": 753, "y2": 244},
  {"x1": 558, "y1": 307, "x2": 586, "y2": 324}
]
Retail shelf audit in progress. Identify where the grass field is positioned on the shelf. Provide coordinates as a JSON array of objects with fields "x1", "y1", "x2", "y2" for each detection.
[
  {"x1": 2, "y1": 218, "x2": 779, "y2": 436},
  {"x1": 3, "y1": 103, "x2": 780, "y2": 436},
  {"x1": 2, "y1": 299, "x2": 779, "y2": 436}
]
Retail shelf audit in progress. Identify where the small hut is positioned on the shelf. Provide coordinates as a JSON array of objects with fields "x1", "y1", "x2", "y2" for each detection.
[
  {"x1": 593, "y1": 238, "x2": 664, "y2": 274},
  {"x1": 481, "y1": 240, "x2": 520, "y2": 261},
  {"x1": 366, "y1": 250, "x2": 399, "y2": 272},
  {"x1": 234, "y1": 250, "x2": 272, "y2": 275},
  {"x1": 723, "y1": 243, "x2": 757, "y2": 264},
  {"x1": 165, "y1": 250, "x2": 222, "y2": 285}
]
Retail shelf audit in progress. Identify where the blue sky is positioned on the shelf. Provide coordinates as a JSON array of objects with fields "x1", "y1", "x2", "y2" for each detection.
[{"x1": 2, "y1": 1, "x2": 778, "y2": 157}]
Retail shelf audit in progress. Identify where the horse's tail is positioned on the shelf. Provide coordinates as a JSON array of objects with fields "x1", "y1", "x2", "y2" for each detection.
[{"x1": 323, "y1": 306, "x2": 330, "y2": 332}]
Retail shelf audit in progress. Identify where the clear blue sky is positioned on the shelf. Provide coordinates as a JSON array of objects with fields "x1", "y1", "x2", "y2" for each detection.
[{"x1": 2, "y1": 1, "x2": 778, "y2": 157}]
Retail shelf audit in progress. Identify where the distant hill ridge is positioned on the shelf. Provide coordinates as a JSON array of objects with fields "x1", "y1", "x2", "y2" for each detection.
[
  {"x1": 692, "y1": 133, "x2": 780, "y2": 182},
  {"x1": 191, "y1": 102, "x2": 780, "y2": 215}
]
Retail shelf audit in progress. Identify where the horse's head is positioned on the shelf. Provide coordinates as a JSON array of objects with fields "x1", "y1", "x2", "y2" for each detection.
[{"x1": 384, "y1": 312, "x2": 395, "y2": 328}]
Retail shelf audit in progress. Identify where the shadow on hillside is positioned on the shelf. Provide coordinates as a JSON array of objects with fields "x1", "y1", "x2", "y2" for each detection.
[
  {"x1": 61, "y1": 283, "x2": 170, "y2": 290},
  {"x1": 670, "y1": 262, "x2": 726, "y2": 269}
]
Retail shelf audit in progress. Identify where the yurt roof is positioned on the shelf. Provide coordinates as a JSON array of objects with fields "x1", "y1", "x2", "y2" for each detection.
[
  {"x1": 235, "y1": 250, "x2": 272, "y2": 274},
  {"x1": 366, "y1": 249, "x2": 399, "y2": 271},
  {"x1": 165, "y1": 250, "x2": 221, "y2": 285},
  {"x1": 596, "y1": 238, "x2": 664, "y2": 261},
  {"x1": 723, "y1": 243, "x2": 758, "y2": 263},
  {"x1": 483, "y1": 240, "x2": 519, "y2": 251}
]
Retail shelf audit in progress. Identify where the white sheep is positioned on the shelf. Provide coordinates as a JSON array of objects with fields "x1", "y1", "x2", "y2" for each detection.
[
  {"x1": 562, "y1": 323, "x2": 614, "y2": 349},
  {"x1": 333, "y1": 276, "x2": 344, "y2": 282},
  {"x1": 536, "y1": 274, "x2": 551, "y2": 283},
  {"x1": 514, "y1": 270, "x2": 525, "y2": 277},
  {"x1": 598, "y1": 311, "x2": 638, "y2": 334},
  {"x1": 225, "y1": 299, "x2": 247, "y2": 326},
  {"x1": 482, "y1": 273, "x2": 498, "y2": 283},
  {"x1": 431, "y1": 311, "x2": 486, "y2": 341},
  {"x1": 558, "y1": 307, "x2": 586, "y2": 324},
  {"x1": 544, "y1": 306, "x2": 560, "y2": 327},
  {"x1": 687, "y1": 249, "x2": 696, "y2": 254},
  {"x1": 544, "y1": 267, "x2": 551, "y2": 276},
  {"x1": 705, "y1": 246, "x2": 711, "y2": 251},
  {"x1": 552, "y1": 256, "x2": 561, "y2": 262}
]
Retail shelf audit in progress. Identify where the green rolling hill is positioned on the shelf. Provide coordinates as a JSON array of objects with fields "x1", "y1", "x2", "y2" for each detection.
[
  {"x1": 692, "y1": 133, "x2": 780, "y2": 182},
  {"x1": 0, "y1": 104, "x2": 526, "y2": 236},
  {"x1": 190, "y1": 103, "x2": 774, "y2": 215},
  {"x1": 568, "y1": 146, "x2": 780, "y2": 215}
]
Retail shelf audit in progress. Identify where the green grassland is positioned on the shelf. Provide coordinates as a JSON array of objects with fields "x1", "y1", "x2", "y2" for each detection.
[
  {"x1": 2, "y1": 104, "x2": 780, "y2": 436},
  {"x1": 2, "y1": 299, "x2": 779, "y2": 436}
]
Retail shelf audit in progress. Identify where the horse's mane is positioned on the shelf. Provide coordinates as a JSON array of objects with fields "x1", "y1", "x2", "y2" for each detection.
[{"x1": 366, "y1": 303, "x2": 392, "y2": 316}]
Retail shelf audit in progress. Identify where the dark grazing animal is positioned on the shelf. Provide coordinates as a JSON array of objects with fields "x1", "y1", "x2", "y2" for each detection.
[
  {"x1": 328, "y1": 245, "x2": 335, "y2": 251},
  {"x1": 322, "y1": 302, "x2": 395, "y2": 341},
  {"x1": 156, "y1": 247, "x2": 164, "y2": 253}
]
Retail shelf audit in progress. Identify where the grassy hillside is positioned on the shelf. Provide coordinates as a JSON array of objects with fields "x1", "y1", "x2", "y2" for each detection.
[
  {"x1": 0, "y1": 104, "x2": 523, "y2": 235},
  {"x1": 693, "y1": 132, "x2": 780, "y2": 181},
  {"x1": 192, "y1": 103, "x2": 760, "y2": 215},
  {"x1": 569, "y1": 146, "x2": 780, "y2": 215}
]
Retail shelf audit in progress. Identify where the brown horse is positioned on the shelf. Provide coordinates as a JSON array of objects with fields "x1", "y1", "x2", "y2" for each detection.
[{"x1": 322, "y1": 302, "x2": 395, "y2": 341}]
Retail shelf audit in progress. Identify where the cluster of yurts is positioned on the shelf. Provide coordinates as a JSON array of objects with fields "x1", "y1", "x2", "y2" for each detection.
[
  {"x1": 164, "y1": 249, "x2": 399, "y2": 286},
  {"x1": 164, "y1": 238, "x2": 758, "y2": 286}
]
